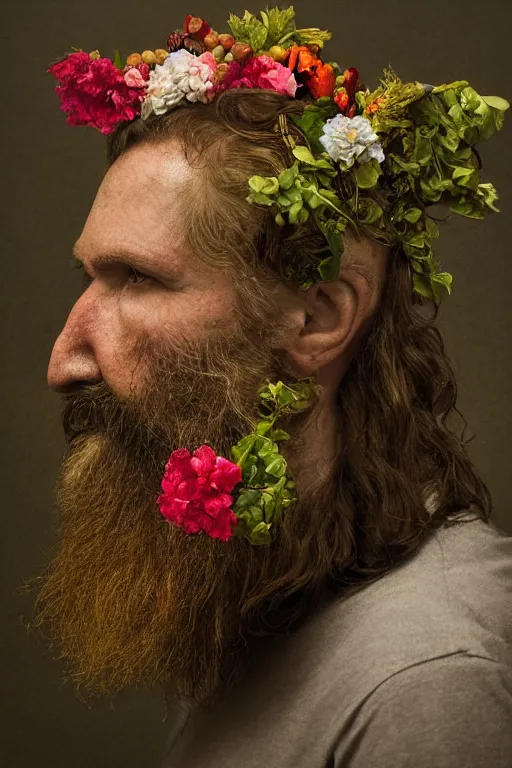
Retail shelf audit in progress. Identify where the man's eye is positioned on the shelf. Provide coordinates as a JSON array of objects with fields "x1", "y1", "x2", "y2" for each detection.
[{"x1": 126, "y1": 267, "x2": 149, "y2": 285}]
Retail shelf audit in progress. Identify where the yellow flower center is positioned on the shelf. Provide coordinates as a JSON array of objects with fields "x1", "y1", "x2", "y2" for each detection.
[{"x1": 346, "y1": 128, "x2": 358, "y2": 143}]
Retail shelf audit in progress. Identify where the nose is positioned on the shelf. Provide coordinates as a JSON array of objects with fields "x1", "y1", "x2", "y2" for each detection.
[{"x1": 47, "y1": 299, "x2": 102, "y2": 393}]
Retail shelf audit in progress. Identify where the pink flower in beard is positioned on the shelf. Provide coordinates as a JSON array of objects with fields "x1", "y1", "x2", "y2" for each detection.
[{"x1": 157, "y1": 445, "x2": 242, "y2": 542}]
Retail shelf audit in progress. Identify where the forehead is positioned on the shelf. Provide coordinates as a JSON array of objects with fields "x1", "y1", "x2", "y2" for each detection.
[{"x1": 77, "y1": 142, "x2": 194, "y2": 269}]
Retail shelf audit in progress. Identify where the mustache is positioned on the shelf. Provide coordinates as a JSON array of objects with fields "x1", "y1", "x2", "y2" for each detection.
[{"x1": 61, "y1": 382, "x2": 152, "y2": 448}]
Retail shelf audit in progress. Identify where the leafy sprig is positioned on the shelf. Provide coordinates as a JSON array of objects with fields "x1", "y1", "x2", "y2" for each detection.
[
  {"x1": 227, "y1": 5, "x2": 331, "y2": 54},
  {"x1": 230, "y1": 379, "x2": 317, "y2": 545},
  {"x1": 247, "y1": 72, "x2": 509, "y2": 302}
]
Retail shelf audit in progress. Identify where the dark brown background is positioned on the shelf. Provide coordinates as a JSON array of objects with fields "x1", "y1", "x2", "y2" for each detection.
[{"x1": 2, "y1": 0, "x2": 511, "y2": 765}]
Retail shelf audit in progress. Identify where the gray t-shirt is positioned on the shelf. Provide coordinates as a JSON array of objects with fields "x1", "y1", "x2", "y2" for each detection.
[{"x1": 161, "y1": 511, "x2": 512, "y2": 767}]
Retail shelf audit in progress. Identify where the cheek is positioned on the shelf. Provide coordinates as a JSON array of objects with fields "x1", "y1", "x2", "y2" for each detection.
[
  {"x1": 97, "y1": 282, "x2": 236, "y2": 394},
  {"x1": 118, "y1": 282, "x2": 236, "y2": 342}
]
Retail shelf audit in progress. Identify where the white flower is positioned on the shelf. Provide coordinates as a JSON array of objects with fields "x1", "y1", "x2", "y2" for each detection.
[
  {"x1": 319, "y1": 114, "x2": 385, "y2": 168},
  {"x1": 141, "y1": 49, "x2": 216, "y2": 119}
]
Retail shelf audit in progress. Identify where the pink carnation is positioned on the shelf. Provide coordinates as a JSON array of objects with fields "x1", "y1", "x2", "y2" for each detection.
[
  {"x1": 48, "y1": 52, "x2": 147, "y2": 135},
  {"x1": 157, "y1": 445, "x2": 242, "y2": 542},
  {"x1": 220, "y1": 55, "x2": 297, "y2": 97},
  {"x1": 124, "y1": 67, "x2": 147, "y2": 88}
]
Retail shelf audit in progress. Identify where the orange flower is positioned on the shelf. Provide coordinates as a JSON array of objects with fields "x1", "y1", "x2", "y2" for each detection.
[
  {"x1": 365, "y1": 96, "x2": 387, "y2": 114},
  {"x1": 288, "y1": 45, "x2": 335, "y2": 98},
  {"x1": 334, "y1": 88, "x2": 349, "y2": 112},
  {"x1": 309, "y1": 62, "x2": 335, "y2": 98},
  {"x1": 287, "y1": 44, "x2": 318, "y2": 74}
]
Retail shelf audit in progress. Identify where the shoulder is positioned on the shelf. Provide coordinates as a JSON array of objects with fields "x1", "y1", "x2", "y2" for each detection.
[
  {"x1": 303, "y1": 514, "x2": 512, "y2": 707},
  {"x1": 334, "y1": 653, "x2": 512, "y2": 768}
]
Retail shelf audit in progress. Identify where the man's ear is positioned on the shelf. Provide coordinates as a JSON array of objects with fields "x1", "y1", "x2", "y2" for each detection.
[{"x1": 280, "y1": 238, "x2": 388, "y2": 380}]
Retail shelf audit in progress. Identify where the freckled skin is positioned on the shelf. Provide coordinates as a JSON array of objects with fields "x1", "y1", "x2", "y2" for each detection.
[{"x1": 47, "y1": 143, "x2": 236, "y2": 397}]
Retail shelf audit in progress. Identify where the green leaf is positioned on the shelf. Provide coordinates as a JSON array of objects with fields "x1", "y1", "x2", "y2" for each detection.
[
  {"x1": 265, "y1": 5, "x2": 296, "y2": 47},
  {"x1": 227, "y1": 12, "x2": 249, "y2": 40},
  {"x1": 248, "y1": 18, "x2": 268, "y2": 52},
  {"x1": 452, "y1": 166, "x2": 478, "y2": 190},
  {"x1": 112, "y1": 49, "x2": 123, "y2": 70},
  {"x1": 297, "y1": 207, "x2": 310, "y2": 224},
  {"x1": 283, "y1": 186, "x2": 302, "y2": 204},
  {"x1": 256, "y1": 420, "x2": 273, "y2": 436},
  {"x1": 278, "y1": 163, "x2": 299, "y2": 190},
  {"x1": 317, "y1": 254, "x2": 338, "y2": 281},
  {"x1": 477, "y1": 182, "x2": 500, "y2": 212},
  {"x1": 404, "y1": 207, "x2": 423, "y2": 223},
  {"x1": 292, "y1": 146, "x2": 318, "y2": 165},
  {"x1": 412, "y1": 273, "x2": 434, "y2": 301},
  {"x1": 481, "y1": 95, "x2": 510, "y2": 112},
  {"x1": 269, "y1": 429, "x2": 290, "y2": 442},
  {"x1": 265, "y1": 457, "x2": 287, "y2": 478},
  {"x1": 251, "y1": 192, "x2": 273, "y2": 206},
  {"x1": 248, "y1": 175, "x2": 268, "y2": 193},
  {"x1": 448, "y1": 199, "x2": 485, "y2": 219},
  {"x1": 247, "y1": 521, "x2": 272, "y2": 546},
  {"x1": 355, "y1": 159, "x2": 381, "y2": 189},
  {"x1": 288, "y1": 201, "x2": 303, "y2": 223},
  {"x1": 431, "y1": 271, "x2": 453, "y2": 294},
  {"x1": 260, "y1": 177, "x2": 279, "y2": 195},
  {"x1": 359, "y1": 199, "x2": 383, "y2": 224}
]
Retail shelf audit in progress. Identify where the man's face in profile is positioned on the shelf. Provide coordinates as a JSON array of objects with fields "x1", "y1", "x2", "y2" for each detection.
[{"x1": 35, "y1": 140, "x2": 318, "y2": 704}]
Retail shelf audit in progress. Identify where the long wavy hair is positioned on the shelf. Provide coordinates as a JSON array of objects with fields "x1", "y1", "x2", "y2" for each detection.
[{"x1": 106, "y1": 89, "x2": 491, "y2": 607}]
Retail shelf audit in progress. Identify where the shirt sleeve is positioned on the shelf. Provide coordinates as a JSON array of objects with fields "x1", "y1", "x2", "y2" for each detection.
[{"x1": 334, "y1": 652, "x2": 512, "y2": 768}]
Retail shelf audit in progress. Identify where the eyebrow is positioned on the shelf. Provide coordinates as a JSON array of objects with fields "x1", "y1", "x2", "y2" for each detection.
[{"x1": 72, "y1": 243, "x2": 183, "y2": 281}]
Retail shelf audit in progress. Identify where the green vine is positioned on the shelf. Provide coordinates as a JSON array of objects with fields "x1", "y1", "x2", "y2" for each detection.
[
  {"x1": 247, "y1": 73, "x2": 509, "y2": 302},
  {"x1": 230, "y1": 378, "x2": 317, "y2": 544}
]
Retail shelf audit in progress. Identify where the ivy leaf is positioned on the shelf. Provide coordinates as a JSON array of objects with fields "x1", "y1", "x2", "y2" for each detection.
[
  {"x1": 292, "y1": 146, "x2": 318, "y2": 165},
  {"x1": 288, "y1": 201, "x2": 304, "y2": 223},
  {"x1": 251, "y1": 192, "x2": 274, "y2": 206},
  {"x1": 283, "y1": 186, "x2": 302, "y2": 204},
  {"x1": 403, "y1": 207, "x2": 423, "y2": 223},
  {"x1": 290, "y1": 104, "x2": 337, "y2": 155},
  {"x1": 248, "y1": 175, "x2": 268, "y2": 193},
  {"x1": 412, "y1": 273, "x2": 434, "y2": 301},
  {"x1": 431, "y1": 271, "x2": 453, "y2": 294},
  {"x1": 278, "y1": 163, "x2": 299, "y2": 189},
  {"x1": 359, "y1": 199, "x2": 383, "y2": 224},
  {"x1": 452, "y1": 166, "x2": 478, "y2": 190},
  {"x1": 355, "y1": 159, "x2": 381, "y2": 189}
]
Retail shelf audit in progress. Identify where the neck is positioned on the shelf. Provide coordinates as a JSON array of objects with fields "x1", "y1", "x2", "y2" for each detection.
[{"x1": 283, "y1": 391, "x2": 341, "y2": 499}]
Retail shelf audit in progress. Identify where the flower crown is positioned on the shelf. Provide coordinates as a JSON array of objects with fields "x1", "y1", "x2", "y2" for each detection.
[{"x1": 49, "y1": 5, "x2": 509, "y2": 546}]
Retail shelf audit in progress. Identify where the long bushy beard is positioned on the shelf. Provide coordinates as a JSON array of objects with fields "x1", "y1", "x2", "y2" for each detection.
[{"x1": 30, "y1": 312, "x2": 325, "y2": 707}]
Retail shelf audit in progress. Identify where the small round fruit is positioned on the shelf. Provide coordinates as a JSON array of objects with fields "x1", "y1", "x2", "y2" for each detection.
[
  {"x1": 218, "y1": 33, "x2": 235, "y2": 50},
  {"x1": 141, "y1": 50, "x2": 157, "y2": 65},
  {"x1": 126, "y1": 53, "x2": 142, "y2": 67},
  {"x1": 212, "y1": 44, "x2": 226, "y2": 62}
]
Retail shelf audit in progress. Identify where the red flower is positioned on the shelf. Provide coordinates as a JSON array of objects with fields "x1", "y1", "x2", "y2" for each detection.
[
  {"x1": 287, "y1": 45, "x2": 335, "y2": 99},
  {"x1": 334, "y1": 67, "x2": 359, "y2": 115},
  {"x1": 334, "y1": 88, "x2": 349, "y2": 111},
  {"x1": 48, "y1": 52, "x2": 146, "y2": 135},
  {"x1": 183, "y1": 14, "x2": 211, "y2": 42},
  {"x1": 157, "y1": 445, "x2": 242, "y2": 542},
  {"x1": 308, "y1": 62, "x2": 335, "y2": 99},
  {"x1": 343, "y1": 67, "x2": 359, "y2": 100}
]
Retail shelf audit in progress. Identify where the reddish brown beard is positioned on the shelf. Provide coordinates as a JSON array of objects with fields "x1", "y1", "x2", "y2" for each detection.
[{"x1": 29, "y1": 314, "x2": 333, "y2": 708}]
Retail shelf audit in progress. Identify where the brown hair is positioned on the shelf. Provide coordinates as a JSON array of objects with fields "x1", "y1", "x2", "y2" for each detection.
[{"x1": 106, "y1": 89, "x2": 491, "y2": 596}]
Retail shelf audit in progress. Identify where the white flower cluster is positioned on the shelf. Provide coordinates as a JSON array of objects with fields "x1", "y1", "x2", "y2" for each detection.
[
  {"x1": 141, "y1": 49, "x2": 215, "y2": 119},
  {"x1": 320, "y1": 114, "x2": 385, "y2": 168}
]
